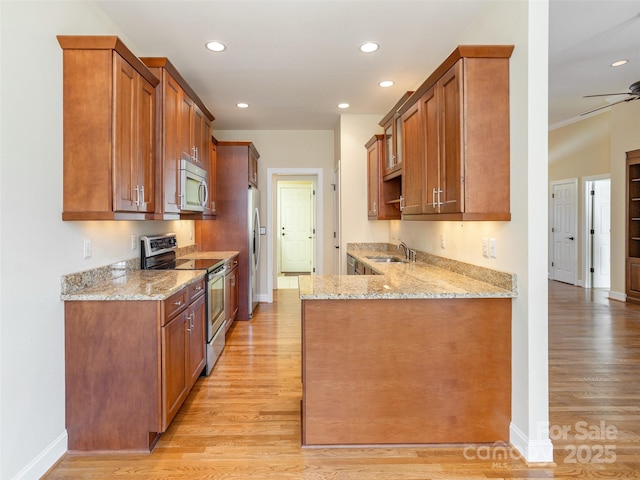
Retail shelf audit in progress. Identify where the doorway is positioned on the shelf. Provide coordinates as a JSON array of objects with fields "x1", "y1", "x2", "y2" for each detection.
[
  {"x1": 550, "y1": 179, "x2": 578, "y2": 285},
  {"x1": 266, "y1": 168, "x2": 324, "y2": 302},
  {"x1": 584, "y1": 176, "x2": 611, "y2": 289},
  {"x1": 277, "y1": 180, "x2": 315, "y2": 281}
]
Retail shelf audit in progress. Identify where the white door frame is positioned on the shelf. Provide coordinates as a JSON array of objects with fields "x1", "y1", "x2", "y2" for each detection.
[
  {"x1": 549, "y1": 178, "x2": 578, "y2": 285},
  {"x1": 277, "y1": 179, "x2": 314, "y2": 274},
  {"x1": 266, "y1": 167, "x2": 323, "y2": 303},
  {"x1": 583, "y1": 174, "x2": 611, "y2": 289}
]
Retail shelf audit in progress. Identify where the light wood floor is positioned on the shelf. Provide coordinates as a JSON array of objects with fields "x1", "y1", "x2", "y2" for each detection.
[{"x1": 45, "y1": 281, "x2": 640, "y2": 479}]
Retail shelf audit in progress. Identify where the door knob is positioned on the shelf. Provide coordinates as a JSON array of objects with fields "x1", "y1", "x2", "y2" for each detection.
[{"x1": 568, "y1": 236, "x2": 575, "y2": 240}]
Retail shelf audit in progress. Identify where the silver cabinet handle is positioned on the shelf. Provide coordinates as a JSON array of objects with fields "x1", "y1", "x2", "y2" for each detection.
[
  {"x1": 399, "y1": 195, "x2": 404, "y2": 211},
  {"x1": 139, "y1": 185, "x2": 144, "y2": 206},
  {"x1": 134, "y1": 185, "x2": 140, "y2": 207},
  {"x1": 373, "y1": 201, "x2": 377, "y2": 213},
  {"x1": 174, "y1": 300, "x2": 182, "y2": 306}
]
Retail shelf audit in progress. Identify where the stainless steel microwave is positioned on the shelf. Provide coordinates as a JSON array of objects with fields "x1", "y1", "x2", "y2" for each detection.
[{"x1": 179, "y1": 159, "x2": 208, "y2": 212}]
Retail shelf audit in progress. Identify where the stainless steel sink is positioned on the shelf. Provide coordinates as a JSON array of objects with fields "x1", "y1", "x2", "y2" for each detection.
[{"x1": 365, "y1": 256, "x2": 404, "y2": 263}]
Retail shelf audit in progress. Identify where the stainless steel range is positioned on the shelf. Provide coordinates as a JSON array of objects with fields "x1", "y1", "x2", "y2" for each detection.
[{"x1": 141, "y1": 233, "x2": 226, "y2": 376}]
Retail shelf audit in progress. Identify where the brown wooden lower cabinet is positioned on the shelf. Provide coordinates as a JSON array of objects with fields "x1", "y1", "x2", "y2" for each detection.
[
  {"x1": 301, "y1": 297, "x2": 511, "y2": 446},
  {"x1": 64, "y1": 278, "x2": 206, "y2": 452}
]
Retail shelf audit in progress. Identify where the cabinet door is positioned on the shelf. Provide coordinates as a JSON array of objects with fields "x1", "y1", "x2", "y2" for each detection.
[
  {"x1": 383, "y1": 122, "x2": 395, "y2": 175},
  {"x1": 438, "y1": 61, "x2": 464, "y2": 214},
  {"x1": 208, "y1": 142, "x2": 217, "y2": 214},
  {"x1": 367, "y1": 139, "x2": 380, "y2": 218},
  {"x1": 113, "y1": 53, "x2": 137, "y2": 212},
  {"x1": 249, "y1": 149, "x2": 258, "y2": 187},
  {"x1": 137, "y1": 75, "x2": 155, "y2": 213},
  {"x1": 230, "y1": 267, "x2": 239, "y2": 322},
  {"x1": 179, "y1": 92, "x2": 195, "y2": 163},
  {"x1": 224, "y1": 267, "x2": 239, "y2": 330},
  {"x1": 422, "y1": 84, "x2": 440, "y2": 214},
  {"x1": 401, "y1": 100, "x2": 422, "y2": 215},
  {"x1": 163, "y1": 75, "x2": 181, "y2": 214},
  {"x1": 187, "y1": 294, "x2": 206, "y2": 386},
  {"x1": 162, "y1": 309, "x2": 189, "y2": 429}
]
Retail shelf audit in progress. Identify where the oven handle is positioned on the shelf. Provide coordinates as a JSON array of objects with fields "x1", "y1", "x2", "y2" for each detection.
[{"x1": 207, "y1": 266, "x2": 226, "y2": 281}]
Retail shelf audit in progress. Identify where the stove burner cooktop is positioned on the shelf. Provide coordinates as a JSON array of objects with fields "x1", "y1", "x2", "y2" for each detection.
[
  {"x1": 172, "y1": 258, "x2": 225, "y2": 271},
  {"x1": 140, "y1": 233, "x2": 225, "y2": 273}
]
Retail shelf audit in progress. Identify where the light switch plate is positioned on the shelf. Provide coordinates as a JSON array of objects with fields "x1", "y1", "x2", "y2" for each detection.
[{"x1": 490, "y1": 238, "x2": 497, "y2": 258}]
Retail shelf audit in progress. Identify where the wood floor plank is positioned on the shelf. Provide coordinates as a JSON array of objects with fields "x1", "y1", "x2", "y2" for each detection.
[{"x1": 44, "y1": 282, "x2": 640, "y2": 479}]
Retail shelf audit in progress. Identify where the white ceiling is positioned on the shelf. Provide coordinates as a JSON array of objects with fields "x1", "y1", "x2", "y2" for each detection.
[
  {"x1": 96, "y1": 0, "x2": 640, "y2": 131},
  {"x1": 549, "y1": 0, "x2": 640, "y2": 129}
]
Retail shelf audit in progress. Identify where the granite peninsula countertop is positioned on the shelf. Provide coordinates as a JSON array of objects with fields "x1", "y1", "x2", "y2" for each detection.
[
  {"x1": 61, "y1": 250, "x2": 239, "y2": 301},
  {"x1": 299, "y1": 243, "x2": 517, "y2": 300}
]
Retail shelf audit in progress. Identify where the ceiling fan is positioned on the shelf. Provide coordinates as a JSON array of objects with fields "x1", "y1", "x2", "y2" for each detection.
[{"x1": 581, "y1": 80, "x2": 640, "y2": 116}]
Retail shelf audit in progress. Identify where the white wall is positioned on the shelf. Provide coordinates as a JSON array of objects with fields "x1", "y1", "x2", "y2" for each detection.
[
  {"x1": 336, "y1": 114, "x2": 390, "y2": 268},
  {"x1": 610, "y1": 101, "x2": 640, "y2": 297},
  {"x1": 0, "y1": 2, "x2": 195, "y2": 478},
  {"x1": 211, "y1": 130, "x2": 335, "y2": 286}
]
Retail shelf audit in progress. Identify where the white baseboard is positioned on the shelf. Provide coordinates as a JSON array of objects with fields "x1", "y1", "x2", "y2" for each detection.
[
  {"x1": 257, "y1": 293, "x2": 270, "y2": 303},
  {"x1": 13, "y1": 431, "x2": 67, "y2": 480},
  {"x1": 608, "y1": 290, "x2": 626, "y2": 302},
  {"x1": 510, "y1": 423, "x2": 554, "y2": 463}
]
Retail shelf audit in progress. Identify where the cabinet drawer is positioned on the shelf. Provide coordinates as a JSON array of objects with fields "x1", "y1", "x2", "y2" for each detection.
[
  {"x1": 227, "y1": 255, "x2": 239, "y2": 270},
  {"x1": 189, "y1": 278, "x2": 206, "y2": 301},
  {"x1": 164, "y1": 287, "x2": 188, "y2": 324}
]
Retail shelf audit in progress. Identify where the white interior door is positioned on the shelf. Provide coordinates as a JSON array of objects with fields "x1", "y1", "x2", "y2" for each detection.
[
  {"x1": 552, "y1": 180, "x2": 578, "y2": 285},
  {"x1": 278, "y1": 181, "x2": 313, "y2": 273},
  {"x1": 591, "y1": 179, "x2": 611, "y2": 289}
]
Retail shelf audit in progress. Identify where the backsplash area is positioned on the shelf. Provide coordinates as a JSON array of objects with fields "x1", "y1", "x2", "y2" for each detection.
[
  {"x1": 347, "y1": 243, "x2": 517, "y2": 294},
  {"x1": 60, "y1": 244, "x2": 198, "y2": 296}
]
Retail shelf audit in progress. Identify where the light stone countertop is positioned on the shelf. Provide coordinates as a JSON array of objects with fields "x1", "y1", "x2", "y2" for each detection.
[
  {"x1": 61, "y1": 270, "x2": 205, "y2": 301},
  {"x1": 60, "y1": 250, "x2": 239, "y2": 301},
  {"x1": 299, "y1": 245, "x2": 517, "y2": 300}
]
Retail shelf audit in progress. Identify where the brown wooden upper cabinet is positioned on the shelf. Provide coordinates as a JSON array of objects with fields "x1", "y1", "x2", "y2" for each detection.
[
  {"x1": 249, "y1": 147, "x2": 259, "y2": 188},
  {"x1": 398, "y1": 45, "x2": 513, "y2": 221},
  {"x1": 366, "y1": 135, "x2": 401, "y2": 220},
  {"x1": 58, "y1": 36, "x2": 160, "y2": 220},
  {"x1": 208, "y1": 138, "x2": 218, "y2": 216},
  {"x1": 379, "y1": 92, "x2": 413, "y2": 180},
  {"x1": 141, "y1": 57, "x2": 215, "y2": 219}
]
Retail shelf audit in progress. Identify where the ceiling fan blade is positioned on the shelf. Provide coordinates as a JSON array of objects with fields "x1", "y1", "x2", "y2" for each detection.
[
  {"x1": 583, "y1": 93, "x2": 630, "y2": 98},
  {"x1": 579, "y1": 97, "x2": 633, "y2": 116}
]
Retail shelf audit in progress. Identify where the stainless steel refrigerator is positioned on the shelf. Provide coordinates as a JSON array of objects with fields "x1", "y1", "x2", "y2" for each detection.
[{"x1": 248, "y1": 186, "x2": 261, "y2": 317}]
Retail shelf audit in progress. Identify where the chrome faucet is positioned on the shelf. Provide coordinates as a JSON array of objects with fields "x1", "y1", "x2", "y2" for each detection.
[{"x1": 398, "y1": 241, "x2": 410, "y2": 261}]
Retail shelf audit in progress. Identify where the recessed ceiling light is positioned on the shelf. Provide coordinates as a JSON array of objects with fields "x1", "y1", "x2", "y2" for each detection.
[
  {"x1": 379, "y1": 80, "x2": 394, "y2": 88},
  {"x1": 359, "y1": 42, "x2": 379, "y2": 53},
  {"x1": 205, "y1": 41, "x2": 226, "y2": 52},
  {"x1": 337, "y1": 103, "x2": 350, "y2": 109},
  {"x1": 236, "y1": 102, "x2": 249, "y2": 108},
  {"x1": 611, "y1": 59, "x2": 628, "y2": 67}
]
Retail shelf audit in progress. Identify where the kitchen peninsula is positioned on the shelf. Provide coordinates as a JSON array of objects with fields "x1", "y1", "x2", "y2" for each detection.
[{"x1": 299, "y1": 243, "x2": 516, "y2": 446}]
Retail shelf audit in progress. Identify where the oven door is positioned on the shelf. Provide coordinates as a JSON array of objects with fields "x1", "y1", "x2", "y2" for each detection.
[{"x1": 207, "y1": 268, "x2": 226, "y2": 342}]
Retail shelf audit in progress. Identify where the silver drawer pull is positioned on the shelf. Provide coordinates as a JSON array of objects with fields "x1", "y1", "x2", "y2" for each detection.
[{"x1": 174, "y1": 300, "x2": 182, "y2": 306}]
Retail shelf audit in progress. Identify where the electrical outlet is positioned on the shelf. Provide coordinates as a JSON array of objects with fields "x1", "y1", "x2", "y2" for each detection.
[
  {"x1": 131, "y1": 234, "x2": 138, "y2": 250},
  {"x1": 83, "y1": 239, "x2": 92, "y2": 259},
  {"x1": 490, "y1": 238, "x2": 497, "y2": 258},
  {"x1": 440, "y1": 233, "x2": 446, "y2": 249},
  {"x1": 482, "y1": 238, "x2": 489, "y2": 258}
]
